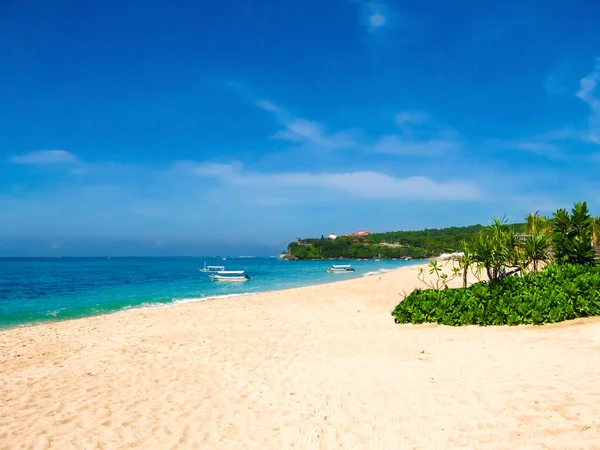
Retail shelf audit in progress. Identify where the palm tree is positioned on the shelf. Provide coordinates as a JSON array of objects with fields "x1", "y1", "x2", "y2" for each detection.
[
  {"x1": 520, "y1": 233, "x2": 549, "y2": 271},
  {"x1": 592, "y1": 216, "x2": 600, "y2": 247},
  {"x1": 456, "y1": 241, "x2": 474, "y2": 288},
  {"x1": 524, "y1": 211, "x2": 549, "y2": 235},
  {"x1": 469, "y1": 217, "x2": 520, "y2": 283},
  {"x1": 520, "y1": 211, "x2": 551, "y2": 271}
]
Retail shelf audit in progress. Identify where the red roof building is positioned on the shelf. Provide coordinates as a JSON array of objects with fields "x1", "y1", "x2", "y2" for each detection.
[{"x1": 344, "y1": 230, "x2": 373, "y2": 237}]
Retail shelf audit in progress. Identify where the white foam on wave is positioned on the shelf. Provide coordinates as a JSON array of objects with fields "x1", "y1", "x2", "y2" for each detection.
[
  {"x1": 46, "y1": 307, "x2": 66, "y2": 317},
  {"x1": 121, "y1": 293, "x2": 254, "y2": 313},
  {"x1": 361, "y1": 268, "x2": 392, "y2": 277}
]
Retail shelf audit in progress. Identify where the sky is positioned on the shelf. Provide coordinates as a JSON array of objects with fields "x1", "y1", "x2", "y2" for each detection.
[{"x1": 1, "y1": 0, "x2": 600, "y2": 256}]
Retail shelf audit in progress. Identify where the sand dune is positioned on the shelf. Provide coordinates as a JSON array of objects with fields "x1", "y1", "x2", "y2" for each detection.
[{"x1": 1, "y1": 264, "x2": 600, "y2": 449}]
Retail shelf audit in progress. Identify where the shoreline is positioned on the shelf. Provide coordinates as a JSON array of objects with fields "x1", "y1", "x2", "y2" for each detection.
[
  {"x1": 2, "y1": 263, "x2": 600, "y2": 448},
  {"x1": 1, "y1": 261, "x2": 427, "y2": 332}
]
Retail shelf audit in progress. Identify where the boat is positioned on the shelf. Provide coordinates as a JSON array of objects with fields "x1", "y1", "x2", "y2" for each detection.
[
  {"x1": 326, "y1": 264, "x2": 355, "y2": 273},
  {"x1": 209, "y1": 273, "x2": 251, "y2": 282},
  {"x1": 199, "y1": 262, "x2": 225, "y2": 272}
]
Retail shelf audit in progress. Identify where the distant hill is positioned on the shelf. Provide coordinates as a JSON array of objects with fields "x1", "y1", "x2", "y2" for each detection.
[{"x1": 284, "y1": 223, "x2": 526, "y2": 260}]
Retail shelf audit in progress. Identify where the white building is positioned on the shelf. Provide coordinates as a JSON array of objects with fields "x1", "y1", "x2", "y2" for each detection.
[{"x1": 328, "y1": 233, "x2": 338, "y2": 240}]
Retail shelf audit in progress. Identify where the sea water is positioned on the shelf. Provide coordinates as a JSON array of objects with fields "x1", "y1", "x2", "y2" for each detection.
[{"x1": 0, "y1": 257, "x2": 424, "y2": 329}]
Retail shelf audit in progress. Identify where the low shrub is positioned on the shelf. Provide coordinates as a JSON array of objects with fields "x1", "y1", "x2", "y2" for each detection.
[{"x1": 392, "y1": 264, "x2": 600, "y2": 326}]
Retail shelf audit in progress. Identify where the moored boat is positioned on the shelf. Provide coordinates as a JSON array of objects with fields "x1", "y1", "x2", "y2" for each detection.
[
  {"x1": 326, "y1": 264, "x2": 355, "y2": 273},
  {"x1": 209, "y1": 273, "x2": 251, "y2": 282},
  {"x1": 199, "y1": 262, "x2": 226, "y2": 272}
]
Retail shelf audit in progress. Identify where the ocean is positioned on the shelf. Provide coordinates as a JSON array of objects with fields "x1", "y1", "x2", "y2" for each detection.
[{"x1": 0, "y1": 257, "x2": 424, "y2": 329}]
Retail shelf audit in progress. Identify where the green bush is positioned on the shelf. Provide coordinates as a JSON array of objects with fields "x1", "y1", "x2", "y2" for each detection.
[
  {"x1": 551, "y1": 202, "x2": 595, "y2": 265},
  {"x1": 392, "y1": 264, "x2": 600, "y2": 326}
]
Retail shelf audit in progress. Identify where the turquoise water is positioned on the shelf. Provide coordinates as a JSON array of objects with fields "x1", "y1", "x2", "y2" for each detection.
[{"x1": 0, "y1": 257, "x2": 424, "y2": 329}]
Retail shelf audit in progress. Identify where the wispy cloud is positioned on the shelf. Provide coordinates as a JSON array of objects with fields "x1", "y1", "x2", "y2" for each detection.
[
  {"x1": 489, "y1": 58, "x2": 600, "y2": 160},
  {"x1": 10, "y1": 150, "x2": 79, "y2": 165},
  {"x1": 272, "y1": 119, "x2": 357, "y2": 149},
  {"x1": 514, "y1": 141, "x2": 559, "y2": 153},
  {"x1": 186, "y1": 161, "x2": 481, "y2": 201},
  {"x1": 396, "y1": 111, "x2": 429, "y2": 127},
  {"x1": 256, "y1": 100, "x2": 461, "y2": 156},
  {"x1": 368, "y1": 134, "x2": 461, "y2": 156},
  {"x1": 256, "y1": 99, "x2": 358, "y2": 150},
  {"x1": 485, "y1": 138, "x2": 565, "y2": 160},
  {"x1": 254, "y1": 100, "x2": 281, "y2": 113},
  {"x1": 576, "y1": 57, "x2": 600, "y2": 144},
  {"x1": 360, "y1": 1, "x2": 391, "y2": 33}
]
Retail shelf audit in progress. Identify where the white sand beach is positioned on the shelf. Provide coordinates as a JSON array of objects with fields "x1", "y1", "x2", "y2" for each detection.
[{"x1": 1, "y1": 264, "x2": 600, "y2": 449}]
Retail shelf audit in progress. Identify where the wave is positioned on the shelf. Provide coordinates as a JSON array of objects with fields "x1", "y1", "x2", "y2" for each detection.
[
  {"x1": 361, "y1": 268, "x2": 392, "y2": 277},
  {"x1": 46, "y1": 307, "x2": 66, "y2": 317},
  {"x1": 121, "y1": 293, "x2": 254, "y2": 313}
]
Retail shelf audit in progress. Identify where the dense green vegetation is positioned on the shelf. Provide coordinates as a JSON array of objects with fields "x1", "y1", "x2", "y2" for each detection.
[
  {"x1": 392, "y1": 264, "x2": 600, "y2": 326},
  {"x1": 285, "y1": 224, "x2": 525, "y2": 260},
  {"x1": 286, "y1": 237, "x2": 429, "y2": 260},
  {"x1": 392, "y1": 201, "x2": 600, "y2": 326}
]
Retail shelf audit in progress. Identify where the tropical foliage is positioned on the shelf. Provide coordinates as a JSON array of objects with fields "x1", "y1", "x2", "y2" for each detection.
[
  {"x1": 468, "y1": 217, "x2": 522, "y2": 282},
  {"x1": 393, "y1": 201, "x2": 600, "y2": 327},
  {"x1": 416, "y1": 261, "x2": 460, "y2": 290},
  {"x1": 392, "y1": 264, "x2": 600, "y2": 326},
  {"x1": 286, "y1": 237, "x2": 430, "y2": 260},
  {"x1": 285, "y1": 224, "x2": 525, "y2": 260},
  {"x1": 551, "y1": 202, "x2": 596, "y2": 265}
]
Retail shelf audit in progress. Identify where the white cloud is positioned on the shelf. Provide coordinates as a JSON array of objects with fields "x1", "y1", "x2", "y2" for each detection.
[
  {"x1": 396, "y1": 111, "x2": 429, "y2": 126},
  {"x1": 192, "y1": 162, "x2": 242, "y2": 177},
  {"x1": 369, "y1": 12, "x2": 387, "y2": 28},
  {"x1": 189, "y1": 162, "x2": 481, "y2": 201},
  {"x1": 271, "y1": 118, "x2": 357, "y2": 149},
  {"x1": 256, "y1": 100, "x2": 460, "y2": 156},
  {"x1": 576, "y1": 58, "x2": 600, "y2": 144},
  {"x1": 10, "y1": 150, "x2": 79, "y2": 165},
  {"x1": 255, "y1": 100, "x2": 281, "y2": 113},
  {"x1": 368, "y1": 135, "x2": 461, "y2": 156},
  {"x1": 257, "y1": 100, "x2": 359, "y2": 150},
  {"x1": 359, "y1": 1, "x2": 391, "y2": 33},
  {"x1": 515, "y1": 142, "x2": 558, "y2": 153},
  {"x1": 484, "y1": 138, "x2": 565, "y2": 160},
  {"x1": 498, "y1": 58, "x2": 600, "y2": 157}
]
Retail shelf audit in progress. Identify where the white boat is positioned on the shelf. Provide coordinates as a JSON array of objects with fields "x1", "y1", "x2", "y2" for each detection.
[
  {"x1": 209, "y1": 273, "x2": 250, "y2": 282},
  {"x1": 217, "y1": 270, "x2": 245, "y2": 275},
  {"x1": 326, "y1": 264, "x2": 355, "y2": 273},
  {"x1": 199, "y1": 262, "x2": 225, "y2": 272}
]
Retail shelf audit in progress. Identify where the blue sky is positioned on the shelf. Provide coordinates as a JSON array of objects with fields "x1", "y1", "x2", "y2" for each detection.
[{"x1": 1, "y1": 0, "x2": 599, "y2": 256}]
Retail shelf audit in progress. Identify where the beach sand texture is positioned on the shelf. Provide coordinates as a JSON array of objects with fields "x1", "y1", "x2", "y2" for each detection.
[{"x1": 2, "y1": 264, "x2": 600, "y2": 449}]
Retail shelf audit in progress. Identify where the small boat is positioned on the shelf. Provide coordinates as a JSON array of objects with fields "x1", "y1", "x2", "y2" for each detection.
[
  {"x1": 209, "y1": 273, "x2": 251, "y2": 282},
  {"x1": 199, "y1": 262, "x2": 225, "y2": 272},
  {"x1": 326, "y1": 264, "x2": 355, "y2": 273}
]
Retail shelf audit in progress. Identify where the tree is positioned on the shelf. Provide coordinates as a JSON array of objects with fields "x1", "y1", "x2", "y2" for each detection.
[
  {"x1": 468, "y1": 217, "x2": 521, "y2": 283},
  {"x1": 520, "y1": 233, "x2": 549, "y2": 272},
  {"x1": 592, "y1": 216, "x2": 600, "y2": 247},
  {"x1": 524, "y1": 211, "x2": 549, "y2": 235},
  {"x1": 551, "y1": 202, "x2": 595, "y2": 265},
  {"x1": 456, "y1": 240, "x2": 474, "y2": 288},
  {"x1": 519, "y1": 211, "x2": 550, "y2": 272}
]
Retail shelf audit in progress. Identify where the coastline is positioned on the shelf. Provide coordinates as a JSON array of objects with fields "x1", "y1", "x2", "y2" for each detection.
[
  {"x1": 0, "y1": 260, "x2": 426, "y2": 332},
  {"x1": 2, "y1": 263, "x2": 600, "y2": 448}
]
